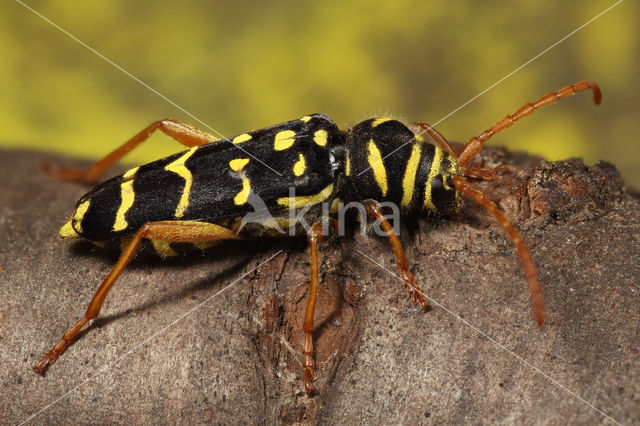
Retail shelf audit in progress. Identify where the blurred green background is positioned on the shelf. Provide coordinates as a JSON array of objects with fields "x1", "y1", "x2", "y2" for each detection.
[{"x1": 2, "y1": 1, "x2": 638, "y2": 187}]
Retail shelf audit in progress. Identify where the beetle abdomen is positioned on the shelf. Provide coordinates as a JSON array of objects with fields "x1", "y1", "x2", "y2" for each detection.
[{"x1": 60, "y1": 114, "x2": 341, "y2": 241}]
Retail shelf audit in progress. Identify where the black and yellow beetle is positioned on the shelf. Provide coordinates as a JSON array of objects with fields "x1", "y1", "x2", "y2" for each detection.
[{"x1": 34, "y1": 81, "x2": 601, "y2": 395}]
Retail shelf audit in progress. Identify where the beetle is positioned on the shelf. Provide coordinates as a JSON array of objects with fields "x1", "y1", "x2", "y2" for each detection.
[{"x1": 34, "y1": 81, "x2": 601, "y2": 395}]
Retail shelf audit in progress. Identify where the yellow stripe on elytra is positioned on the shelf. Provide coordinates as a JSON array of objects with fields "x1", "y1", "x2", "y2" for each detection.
[
  {"x1": 73, "y1": 200, "x2": 91, "y2": 231},
  {"x1": 276, "y1": 184, "x2": 334, "y2": 209},
  {"x1": 165, "y1": 148, "x2": 197, "y2": 218},
  {"x1": 293, "y1": 153, "x2": 306, "y2": 176},
  {"x1": 229, "y1": 158, "x2": 250, "y2": 172},
  {"x1": 112, "y1": 167, "x2": 139, "y2": 232},
  {"x1": 424, "y1": 147, "x2": 443, "y2": 210},
  {"x1": 274, "y1": 130, "x2": 296, "y2": 150},
  {"x1": 234, "y1": 176, "x2": 251, "y2": 205},
  {"x1": 372, "y1": 117, "x2": 392, "y2": 127},
  {"x1": 400, "y1": 144, "x2": 422, "y2": 206},
  {"x1": 367, "y1": 140, "x2": 388, "y2": 196},
  {"x1": 345, "y1": 156, "x2": 351, "y2": 176},
  {"x1": 122, "y1": 166, "x2": 139, "y2": 179},
  {"x1": 113, "y1": 180, "x2": 136, "y2": 231},
  {"x1": 62, "y1": 199, "x2": 91, "y2": 237},
  {"x1": 59, "y1": 219, "x2": 77, "y2": 238},
  {"x1": 229, "y1": 156, "x2": 252, "y2": 205},
  {"x1": 300, "y1": 115, "x2": 312, "y2": 123},
  {"x1": 232, "y1": 133, "x2": 252, "y2": 144},
  {"x1": 313, "y1": 129, "x2": 327, "y2": 146}
]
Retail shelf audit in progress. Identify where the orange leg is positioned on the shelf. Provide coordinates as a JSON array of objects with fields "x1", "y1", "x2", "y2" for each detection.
[
  {"x1": 465, "y1": 164, "x2": 511, "y2": 180},
  {"x1": 451, "y1": 177, "x2": 544, "y2": 326},
  {"x1": 457, "y1": 80, "x2": 602, "y2": 167},
  {"x1": 33, "y1": 220, "x2": 241, "y2": 374},
  {"x1": 364, "y1": 200, "x2": 429, "y2": 309},
  {"x1": 45, "y1": 119, "x2": 220, "y2": 183},
  {"x1": 302, "y1": 222, "x2": 324, "y2": 395}
]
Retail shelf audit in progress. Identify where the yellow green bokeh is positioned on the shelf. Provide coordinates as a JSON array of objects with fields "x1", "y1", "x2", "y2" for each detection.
[{"x1": 1, "y1": 1, "x2": 638, "y2": 186}]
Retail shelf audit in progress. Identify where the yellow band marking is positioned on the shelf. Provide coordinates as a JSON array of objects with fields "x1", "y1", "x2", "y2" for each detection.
[
  {"x1": 300, "y1": 115, "x2": 312, "y2": 123},
  {"x1": 400, "y1": 144, "x2": 422, "y2": 206},
  {"x1": 367, "y1": 140, "x2": 388, "y2": 196},
  {"x1": 345, "y1": 156, "x2": 351, "y2": 176},
  {"x1": 444, "y1": 156, "x2": 461, "y2": 191},
  {"x1": 293, "y1": 153, "x2": 306, "y2": 176},
  {"x1": 232, "y1": 133, "x2": 252, "y2": 144},
  {"x1": 313, "y1": 129, "x2": 328, "y2": 146},
  {"x1": 258, "y1": 217, "x2": 297, "y2": 234},
  {"x1": 234, "y1": 176, "x2": 251, "y2": 205},
  {"x1": 151, "y1": 240, "x2": 178, "y2": 257},
  {"x1": 274, "y1": 130, "x2": 296, "y2": 150},
  {"x1": 59, "y1": 219, "x2": 77, "y2": 238},
  {"x1": 113, "y1": 165, "x2": 139, "y2": 231},
  {"x1": 229, "y1": 158, "x2": 250, "y2": 172},
  {"x1": 277, "y1": 184, "x2": 334, "y2": 209},
  {"x1": 165, "y1": 147, "x2": 198, "y2": 218},
  {"x1": 414, "y1": 133, "x2": 424, "y2": 142},
  {"x1": 70, "y1": 199, "x2": 91, "y2": 234},
  {"x1": 122, "y1": 166, "x2": 139, "y2": 179},
  {"x1": 372, "y1": 117, "x2": 392, "y2": 127},
  {"x1": 424, "y1": 147, "x2": 443, "y2": 210},
  {"x1": 113, "y1": 180, "x2": 136, "y2": 231}
]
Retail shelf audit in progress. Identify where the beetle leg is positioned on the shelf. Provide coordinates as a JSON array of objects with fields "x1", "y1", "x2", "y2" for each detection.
[
  {"x1": 451, "y1": 176, "x2": 545, "y2": 326},
  {"x1": 33, "y1": 220, "x2": 242, "y2": 374},
  {"x1": 364, "y1": 200, "x2": 430, "y2": 309},
  {"x1": 45, "y1": 119, "x2": 220, "y2": 183},
  {"x1": 465, "y1": 164, "x2": 511, "y2": 180},
  {"x1": 302, "y1": 222, "x2": 325, "y2": 395}
]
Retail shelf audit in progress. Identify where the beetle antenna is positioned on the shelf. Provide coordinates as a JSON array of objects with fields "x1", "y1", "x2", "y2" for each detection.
[{"x1": 457, "y1": 81, "x2": 601, "y2": 168}]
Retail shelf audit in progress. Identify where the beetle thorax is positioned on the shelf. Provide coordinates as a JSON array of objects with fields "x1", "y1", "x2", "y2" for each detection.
[{"x1": 339, "y1": 118, "x2": 461, "y2": 215}]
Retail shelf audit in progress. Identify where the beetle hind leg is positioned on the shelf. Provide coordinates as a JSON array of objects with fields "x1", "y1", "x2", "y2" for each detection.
[
  {"x1": 33, "y1": 220, "x2": 242, "y2": 375},
  {"x1": 44, "y1": 119, "x2": 220, "y2": 184}
]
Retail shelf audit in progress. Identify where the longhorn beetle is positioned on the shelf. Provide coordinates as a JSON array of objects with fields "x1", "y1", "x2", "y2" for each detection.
[{"x1": 34, "y1": 81, "x2": 601, "y2": 395}]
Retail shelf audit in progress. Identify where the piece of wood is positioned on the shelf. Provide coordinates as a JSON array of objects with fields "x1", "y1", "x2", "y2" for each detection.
[{"x1": 1, "y1": 148, "x2": 638, "y2": 424}]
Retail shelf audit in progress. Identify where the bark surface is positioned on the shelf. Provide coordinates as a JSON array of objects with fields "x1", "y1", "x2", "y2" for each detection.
[{"x1": 1, "y1": 148, "x2": 638, "y2": 424}]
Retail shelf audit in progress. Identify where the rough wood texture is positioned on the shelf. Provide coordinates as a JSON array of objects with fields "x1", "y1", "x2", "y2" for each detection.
[{"x1": 1, "y1": 148, "x2": 638, "y2": 424}]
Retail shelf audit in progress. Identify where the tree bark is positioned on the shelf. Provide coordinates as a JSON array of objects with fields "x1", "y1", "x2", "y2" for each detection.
[{"x1": 1, "y1": 147, "x2": 638, "y2": 424}]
